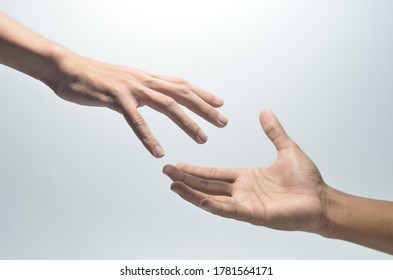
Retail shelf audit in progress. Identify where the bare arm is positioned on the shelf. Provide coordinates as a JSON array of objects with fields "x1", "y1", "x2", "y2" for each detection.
[
  {"x1": 0, "y1": 12, "x2": 228, "y2": 157},
  {"x1": 163, "y1": 110, "x2": 393, "y2": 254},
  {"x1": 321, "y1": 186, "x2": 393, "y2": 254}
]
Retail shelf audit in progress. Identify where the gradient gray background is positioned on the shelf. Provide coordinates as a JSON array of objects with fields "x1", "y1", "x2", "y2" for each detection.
[{"x1": 1, "y1": 0, "x2": 392, "y2": 259}]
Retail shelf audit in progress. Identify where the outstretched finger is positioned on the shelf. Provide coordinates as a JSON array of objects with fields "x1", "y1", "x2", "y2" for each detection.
[
  {"x1": 200, "y1": 199, "x2": 248, "y2": 222},
  {"x1": 121, "y1": 101, "x2": 164, "y2": 158},
  {"x1": 144, "y1": 78, "x2": 227, "y2": 127},
  {"x1": 142, "y1": 71, "x2": 225, "y2": 108},
  {"x1": 170, "y1": 181, "x2": 209, "y2": 208},
  {"x1": 171, "y1": 182, "x2": 232, "y2": 208},
  {"x1": 259, "y1": 110, "x2": 295, "y2": 151},
  {"x1": 175, "y1": 163, "x2": 239, "y2": 183},
  {"x1": 188, "y1": 83, "x2": 225, "y2": 108},
  {"x1": 163, "y1": 165, "x2": 233, "y2": 196},
  {"x1": 141, "y1": 88, "x2": 209, "y2": 144}
]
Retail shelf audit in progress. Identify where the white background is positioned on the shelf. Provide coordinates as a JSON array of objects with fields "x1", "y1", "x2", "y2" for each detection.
[
  {"x1": 1, "y1": 260, "x2": 393, "y2": 279},
  {"x1": 0, "y1": 0, "x2": 392, "y2": 259}
]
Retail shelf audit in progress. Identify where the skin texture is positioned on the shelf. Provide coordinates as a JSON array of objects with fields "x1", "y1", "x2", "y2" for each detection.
[
  {"x1": 0, "y1": 13, "x2": 227, "y2": 157},
  {"x1": 163, "y1": 110, "x2": 393, "y2": 255}
]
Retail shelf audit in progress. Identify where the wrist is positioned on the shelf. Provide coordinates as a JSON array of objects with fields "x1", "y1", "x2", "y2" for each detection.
[
  {"x1": 318, "y1": 184, "x2": 360, "y2": 241},
  {"x1": 0, "y1": 12, "x2": 74, "y2": 88},
  {"x1": 317, "y1": 185, "x2": 345, "y2": 238},
  {"x1": 317, "y1": 183, "x2": 393, "y2": 254},
  {"x1": 38, "y1": 44, "x2": 75, "y2": 89}
]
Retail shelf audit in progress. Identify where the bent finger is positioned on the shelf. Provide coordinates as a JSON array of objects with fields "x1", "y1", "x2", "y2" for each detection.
[
  {"x1": 200, "y1": 199, "x2": 246, "y2": 222},
  {"x1": 188, "y1": 83, "x2": 225, "y2": 108},
  {"x1": 141, "y1": 88, "x2": 209, "y2": 144},
  {"x1": 170, "y1": 181, "x2": 209, "y2": 208},
  {"x1": 144, "y1": 78, "x2": 227, "y2": 127},
  {"x1": 121, "y1": 101, "x2": 164, "y2": 158},
  {"x1": 141, "y1": 71, "x2": 224, "y2": 107}
]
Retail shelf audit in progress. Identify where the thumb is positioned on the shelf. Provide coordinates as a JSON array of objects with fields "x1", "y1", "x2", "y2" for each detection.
[{"x1": 259, "y1": 109, "x2": 294, "y2": 151}]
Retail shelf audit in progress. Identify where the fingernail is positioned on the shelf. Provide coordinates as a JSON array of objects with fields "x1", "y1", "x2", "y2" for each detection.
[
  {"x1": 215, "y1": 96, "x2": 225, "y2": 105},
  {"x1": 170, "y1": 184, "x2": 179, "y2": 194},
  {"x1": 162, "y1": 164, "x2": 171, "y2": 174},
  {"x1": 217, "y1": 113, "x2": 228, "y2": 126},
  {"x1": 154, "y1": 146, "x2": 165, "y2": 158},
  {"x1": 197, "y1": 129, "x2": 208, "y2": 144}
]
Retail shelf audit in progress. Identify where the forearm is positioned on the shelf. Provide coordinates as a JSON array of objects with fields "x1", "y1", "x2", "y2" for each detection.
[
  {"x1": 320, "y1": 185, "x2": 393, "y2": 254},
  {"x1": 0, "y1": 12, "x2": 66, "y2": 87}
]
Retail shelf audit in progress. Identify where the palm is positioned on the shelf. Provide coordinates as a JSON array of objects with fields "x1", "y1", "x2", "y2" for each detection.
[
  {"x1": 164, "y1": 110, "x2": 326, "y2": 232},
  {"x1": 230, "y1": 146, "x2": 324, "y2": 231}
]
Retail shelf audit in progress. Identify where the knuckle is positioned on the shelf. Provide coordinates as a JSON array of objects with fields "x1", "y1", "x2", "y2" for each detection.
[
  {"x1": 178, "y1": 84, "x2": 191, "y2": 94},
  {"x1": 189, "y1": 190, "x2": 198, "y2": 202},
  {"x1": 142, "y1": 77, "x2": 157, "y2": 88},
  {"x1": 109, "y1": 83, "x2": 128, "y2": 99},
  {"x1": 208, "y1": 106, "x2": 217, "y2": 116},
  {"x1": 131, "y1": 118, "x2": 155, "y2": 145},
  {"x1": 202, "y1": 106, "x2": 217, "y2": 119},
  {"x1": 133, "y1": 84, "x2": 150, "y2": 99},
  {"x1": 272, "y1": 129, "x2": 287, "y2": 145},
  {"x1": 130, "y1": 115, "x2": 145, "y2": 130},
  {"x1": 162, "y1": 97, "x2": 177, "y2": 110},
  {"x1": 199, "y1": 180, "x2": 209, "y2": 191},
  {"x1": 266, "y1": 125, "x2": 282, "y2": 139},
  {"x1": 176, "y1": 78, "x2": 189, "y2": 86},
  {"x1": 109, "y1": 87, "x2": 130, "y2": 108},
  {"x1": 141, "y1": 133, "x2": 154, "y2": 144},
  {"x1": 209, "y1": 168, "x2": 218, "y2": 178},
  {"x1": 182, "y1": 118, "x2": 199, "y2": 131},
  {"x1": 124, "y1": 85, "x2": 151, "y2": 107}
]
